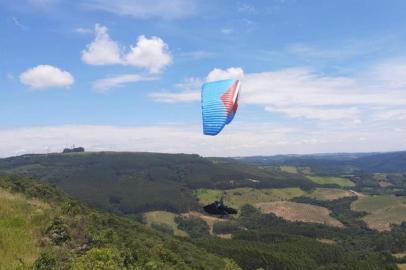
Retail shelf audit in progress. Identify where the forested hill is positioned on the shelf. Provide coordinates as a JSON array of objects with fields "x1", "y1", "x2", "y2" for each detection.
[
  {"x1": 0, "y1": 175, "x2": 240, "y2": 270},
  {"x1": 0, "y1": 152, "x2": 313, "y2": 215},
  {"x1": 238, "y1": 151, "x2": 406, "y2": 174}
]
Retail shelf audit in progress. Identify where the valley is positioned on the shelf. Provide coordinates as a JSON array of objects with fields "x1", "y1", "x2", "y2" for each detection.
[{"x1": 1, "y1": 151, "x2": 406, "y2": 269}]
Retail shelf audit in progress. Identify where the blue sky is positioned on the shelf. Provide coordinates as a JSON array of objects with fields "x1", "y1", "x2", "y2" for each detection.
[{"x1": 1, "y1": 0, "x2": 406, "y2": 157}]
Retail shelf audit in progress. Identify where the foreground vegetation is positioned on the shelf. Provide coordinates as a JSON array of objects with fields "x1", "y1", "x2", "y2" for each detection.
[{"x1": 0, "y1": 176, "x2": 240, "y2": 270}]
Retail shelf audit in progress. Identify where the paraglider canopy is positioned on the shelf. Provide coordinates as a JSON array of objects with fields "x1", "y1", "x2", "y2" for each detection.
[
  {"x1": 203, "y1": 197, "x2": 238, "y2": 216},
  {"x1": 201, "y1": 79, "x2": 241, "y2": 136}
]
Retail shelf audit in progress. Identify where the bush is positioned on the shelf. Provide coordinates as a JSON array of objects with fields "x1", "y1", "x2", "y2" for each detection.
[
  {"x1": 151, "y1": 222, "x2": 174, "y2": 235},
  {"x1": 72, "y1": 248, "x2": 125, "y2": 270},
  {"x1": 46, "y1": 218, "x2": 70, "y2": 245},
  {"x1": 175, "y1": 216, "x2": 210, "y2": 238},
  {"x1": 33, "y1": 253, "x2": 56, "y2": 270},
  {"x1": 213, "y1": 221, "x2": 241, "y2": 234}
]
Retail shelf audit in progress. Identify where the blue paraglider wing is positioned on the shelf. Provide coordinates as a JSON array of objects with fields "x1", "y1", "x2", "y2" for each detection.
[{"x1": 201, "y1": 79, "x2": 240, "y2": 136}]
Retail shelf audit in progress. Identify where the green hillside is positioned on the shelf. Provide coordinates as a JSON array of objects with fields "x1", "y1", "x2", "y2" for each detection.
[
  {"x1": 0, "y1": 152, "x2": 314, "y2": 215},
  {"x1": 2, "y1": 152, "x2": 406, "y2": 269},
  {"x1": 0, "y1": 175, "x2": 239, "y2": 270}
]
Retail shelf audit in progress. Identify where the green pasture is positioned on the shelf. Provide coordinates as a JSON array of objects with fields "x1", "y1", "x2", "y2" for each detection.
[
  {"x1": 351, "y1": 195, "x2": 406, "y2": 231},
  {"x1": 307, "y1": 176, "x2": 355, "y2": 187},
  {"x1": 143, "y1": 211, "x2": 187, "y2": 237},
  {"x1": 195, "y1": 187, "x2": 305, "y2": 209}
]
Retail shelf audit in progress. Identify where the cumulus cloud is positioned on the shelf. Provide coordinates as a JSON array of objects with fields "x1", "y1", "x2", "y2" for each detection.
[
  {"x1": 19, "y1": 65, "x2": 74, "y2": 89},
  {"x1": 206, "y1": 67, "x2": 245, "y2": 82},
  {"x1": 93, "y1": 74, "x2": 157, "y2": 92},
  {"x1": 81, "y1": 24, "x2": 172, "y2": 73},
  {"x1": 125, "y1": 35, "x2": 172, "y2": 73},
  {"x1": 150, "y1": 62, "x2": 406, "y2": 122},
  {"x1": 81, "y1": 24, "x2": 122, "y2": 65},
  {"x1": 83, "y1": 0, "x2": 198, "y2": 19},
  {"x1": 150, "y1": 67, "x2": 245, "y2": 103}
]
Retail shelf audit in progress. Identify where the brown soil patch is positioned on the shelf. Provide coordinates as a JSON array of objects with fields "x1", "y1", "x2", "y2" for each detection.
[{"x1": 255, "y1": 201, "x2": 344, "y2": 228}]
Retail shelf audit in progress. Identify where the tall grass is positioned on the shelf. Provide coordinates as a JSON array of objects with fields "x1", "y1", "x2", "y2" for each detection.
[{"x1": 0, "y1": 189, "x2": 51, "y2": 269}]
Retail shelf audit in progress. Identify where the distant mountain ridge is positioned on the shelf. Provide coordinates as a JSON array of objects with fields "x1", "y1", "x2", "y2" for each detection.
[{"x1": 237, "y1": 151, "x2": 406, "y2": 173}]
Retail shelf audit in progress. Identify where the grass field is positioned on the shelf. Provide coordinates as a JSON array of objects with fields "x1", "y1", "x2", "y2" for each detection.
[
  {"x1": 398, "y1": 264, "x2": 406, "y2": 270},
  {"x1": 306, "y1": 176, "x2": 355, "y2": 187},
  {"x1": 351, "y1": 195, "x2": 406, "y2": 231},
  {"x1": 182, "y1": 211, "x2": 225, "y2": 234},
  {"x1": 0, "y1": 188, "x2": 52, "y2": 270},
  {"x1": 394, "y1": 252, "x2": 406, "y2": 259},
  {"x1": 306, "y1": 188, "x2": 355, "y2": 201},
  {"x1": 280, "y1": 166, "x2": 298, "y2": 174},
  {"x1": 255, "y1": 201, "x2": 344, "y2": 227},
  {"x1": 195, "y1": 187, "x2": 306, "y2": 209},
  {"x1": 143, "y1": 211, "x2": 187, "y2": 237}
]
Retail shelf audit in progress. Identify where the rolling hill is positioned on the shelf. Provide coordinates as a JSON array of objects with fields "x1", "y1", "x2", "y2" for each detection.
[
  {"x1": 0, "y1": 152, "x2": 314, "y2": 215},
  {"x1": 2, "y1": 151, "x2": 406, "y2": 269}
]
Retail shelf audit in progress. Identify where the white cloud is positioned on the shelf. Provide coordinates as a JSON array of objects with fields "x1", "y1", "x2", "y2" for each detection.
[
  {"x1": 93, "y1": 74, "x2": 157, "y2": 92},
  {"x1": 238, "y1": 3, "x2": 256, "y2": 14},
  {"x1": 149, "y1": 91, "x2": 200, "y2": 103},
  {"x1": 149, "y1": 77, "x2": 202, "y2": 102},
  {"x1": 179, "y1": 50, "x2": 215, "y2": 60},
  {"x1": 150, "y1": 62, "x2": 406, "y2": 123},
  {"x1": 83, "y1": 0, "x2": 198, "y2": 19},
  {"x1": 75, "y1": 27, "x2": 92, "y2": 34},
  {"x1": 206, "y1": 67, "x2": 245, "y2": 82},
  {"x1": 241, "y1": 67, "x2": 406, "y2": 108},
  {"x1": 27, "y1": 0, "x2": 60, "y2": 8},
  {"x1": 125, "y1": 35, "x2": 172, "y2": 73},
  {"x1": 10, "y1": 16, "x2": 27, "y2": 30},
  {"x1": 150, "y1": 67, "x2": 245, "y2": 103},
  {"x1": 265, "y1": 106, "x2": 360, "y2": 120},
  {"x1": 81, "y1": 24, "x2": 122, "y2": 65},
  {"x1": 373, "y1": 109, "x2": 406, "y2": 121},
  {"x1": 221, "y1": 28, "x2": 233, "y2": 34},
  {"x1": 19, "y1": 65, "x2": 74, "y2": 89},
  {"x1": 82, "y1": 24, "x2": 172, "y2": 73}
]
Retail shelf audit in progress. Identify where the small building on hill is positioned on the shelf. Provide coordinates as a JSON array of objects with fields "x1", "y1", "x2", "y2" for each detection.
[{"x1": 62, "y1": 147, "x2": 85, "y2": 153}]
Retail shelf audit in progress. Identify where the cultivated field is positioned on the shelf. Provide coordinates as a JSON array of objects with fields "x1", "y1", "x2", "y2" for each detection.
[
  {"x1": 351, "y1": 195, "x2": 406, "y2": 231},
  {"x1": 306, "y1": 188, "x2": 355, "y2": 201},
  {"x1": 143, "y1": 211, "x2": 187, "y2": 237},
  {"x1": 195, "y1": 187, "x2": 305, "y2": 209},
  {"x1": 255, "y1": 201, "x2": 344, "y2": 227},
  {"x1": 280, "y1": 166, "x2": 298, "y2": 174},
  {"x1": 307, "y1": 176, "x2": 355, "y2": 187}
]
